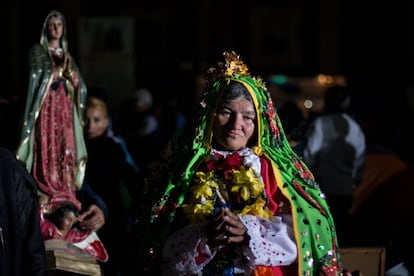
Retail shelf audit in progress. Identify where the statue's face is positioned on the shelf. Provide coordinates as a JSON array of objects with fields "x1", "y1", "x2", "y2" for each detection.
[{"x1": 47, "y1": 16, "x2": 64, "y2": 41}]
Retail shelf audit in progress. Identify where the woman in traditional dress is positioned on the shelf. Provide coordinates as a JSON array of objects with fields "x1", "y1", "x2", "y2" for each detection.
[{"x1": 138, "y1": 51, "x2": 344, "y2": 275}]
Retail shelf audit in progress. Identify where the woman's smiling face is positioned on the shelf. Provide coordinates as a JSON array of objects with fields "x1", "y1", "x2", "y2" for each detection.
[{"x1": 213, "y1": 96, "x2": 256, "y2": 151}]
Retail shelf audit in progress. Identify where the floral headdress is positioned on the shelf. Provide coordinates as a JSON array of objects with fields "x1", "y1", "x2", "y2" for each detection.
[
  {"x1": 150, "y1": 51, "x2": 342, "y2": 275},
  {"x1": 152, "y1": 51, "x2": 303, "y2": 219}
]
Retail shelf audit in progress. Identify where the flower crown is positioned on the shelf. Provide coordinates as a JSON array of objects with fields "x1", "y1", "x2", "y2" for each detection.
[{"x1": 205, "y1": 51, "x2": 264, "y2": 88}]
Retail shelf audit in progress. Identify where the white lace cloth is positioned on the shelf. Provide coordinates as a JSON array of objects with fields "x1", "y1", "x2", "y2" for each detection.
[{"x1": 162, "y1": 214, "x2": 297, "y2": 275}]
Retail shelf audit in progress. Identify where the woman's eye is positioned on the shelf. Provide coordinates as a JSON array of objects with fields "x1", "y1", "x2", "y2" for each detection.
[{"x1": 218, "y1": 110, "x2": 231, "y2": 116}]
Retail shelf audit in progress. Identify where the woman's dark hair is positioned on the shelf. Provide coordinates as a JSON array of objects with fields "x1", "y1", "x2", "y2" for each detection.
[{"x1": 220, "y1": 81, "x2": 254, "y2": 105}]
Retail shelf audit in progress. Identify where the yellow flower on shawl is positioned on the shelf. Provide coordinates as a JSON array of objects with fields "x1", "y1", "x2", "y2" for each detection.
[
  {"x1": 182, "y1": 200, "x2": 215, "y2": 223},
  {"x1": 241, "y1": 198, "x2": 272, "y2": 219},
  {"x1": 182, "y1": 171, "x2": 218, "y2": 222},
  {"x1": 193, "y1": 201, "x2": 214, "y2": 215},
  {"x1": 192, "y1": 171, "x2": 218, "y2": 199},
  {"x1": 231, "y1": 166, "x2": 264, "y2": 200}
]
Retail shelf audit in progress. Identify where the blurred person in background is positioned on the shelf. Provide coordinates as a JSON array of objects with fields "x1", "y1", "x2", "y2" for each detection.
[
  {"x1": 303, "y1": 85, "x2": 366, "y2": 246},
  {"x1": 85, "y1": 93, "x2": 145, "y2": 275},
  {"x1": 348, "y1": 110, "x2": 413, "y2": 275},
  {"x1": 118, "y1": 88, "x2": 162, "y2": 174}
]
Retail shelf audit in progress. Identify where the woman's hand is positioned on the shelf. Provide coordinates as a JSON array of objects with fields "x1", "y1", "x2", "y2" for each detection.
[
  {"x1": 206, "y1": 207, "x2": 227, "y2": 248},
  {"x1": 221, "y1": 208, "x2": 248, "y2": 244},
  {"x1": 206, "y1": 207, "x2": 248, "y2": 248},
  {"x1": 78, "y1": 204, "x2": 105, "y2": 232}
]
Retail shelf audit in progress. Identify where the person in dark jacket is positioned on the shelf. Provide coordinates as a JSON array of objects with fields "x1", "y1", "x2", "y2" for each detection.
[
  {"x1": 84, "y1": 93, "x2": 144, "y2": 275},
  {"x1": 0, "y1": 147, "x2": 48, "y2": 276}
]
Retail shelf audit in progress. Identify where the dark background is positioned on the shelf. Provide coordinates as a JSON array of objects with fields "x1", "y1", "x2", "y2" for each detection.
[
  {"x1": 4, "y1": 1, "x2": 414, "y2": 94},
  {"x1": 2, "y1": 0, "x2": 414, "y2": 155}
]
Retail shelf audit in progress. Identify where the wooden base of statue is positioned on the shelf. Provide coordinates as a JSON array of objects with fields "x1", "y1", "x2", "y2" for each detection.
[{"x1": 45, "y1": 239, "x2": 102, "y2": 276}]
